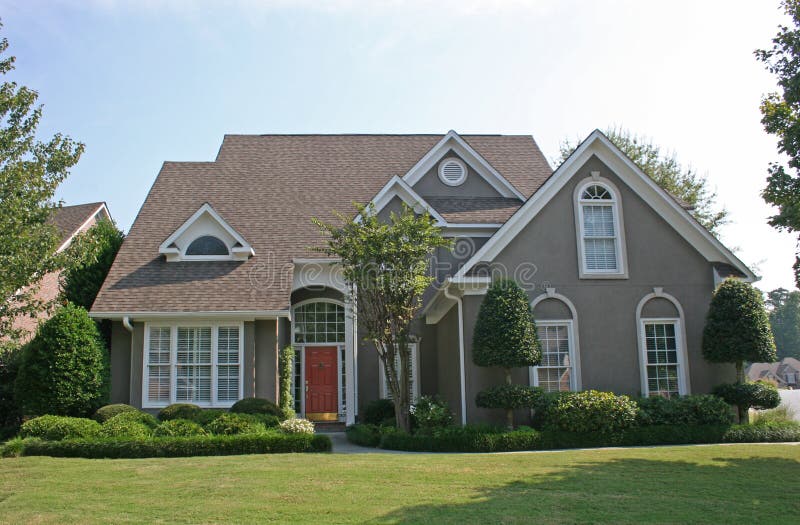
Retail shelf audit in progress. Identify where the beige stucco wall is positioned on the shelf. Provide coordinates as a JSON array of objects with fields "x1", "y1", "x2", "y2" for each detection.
[{"x1": 109, "y1": 320, "x2": 131, "y2": 404}]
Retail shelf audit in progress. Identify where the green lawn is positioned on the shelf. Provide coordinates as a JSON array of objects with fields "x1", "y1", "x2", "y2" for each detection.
[{"x1": 0, "y1": 444, "x2": 798, "y2": 524}]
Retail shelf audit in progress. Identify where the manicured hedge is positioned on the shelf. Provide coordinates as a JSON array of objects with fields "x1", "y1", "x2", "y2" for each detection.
[
  {"x1": 93, "y1": 404, "x2": 138, "y2": 423},
  {"x1": 6, "y1": 432, "x2": 332, "y2": 458},
  {"x1": 230, "y1": 398, "x2": 285, "y2": 419},
  {"x1": 723, "y1": 421, "x2": 800, "y2": 443},
  {"x1": 635, "y1": 395, "x2": 733, "y2": 426},
  {"x1": 379, "y1": 426, "x2": 542, "y2": 453},
  {"x1": 538, "y1": 390, "x2": 639, "y2": 434},
  {"x1": 20, "y1": 415, "x2": 101, "y2": 441},
  {"x1": 346, "y1": 424, "x2": 383, "y2": 447}
]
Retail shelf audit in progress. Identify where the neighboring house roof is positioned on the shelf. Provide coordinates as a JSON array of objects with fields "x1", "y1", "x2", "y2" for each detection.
[
  {"x1": 49, "y1": 202, "x2": 109, "y2": 250},
  {"x1": 746, "y1": 358, "x2": 800, "y2": 386},
  {"x1": 91, "y1": 134, "x2": 552, "y2": 316}
]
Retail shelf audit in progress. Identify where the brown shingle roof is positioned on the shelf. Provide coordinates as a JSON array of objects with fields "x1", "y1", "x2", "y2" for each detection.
[
  {"x1": 426, "y1": 197, "x2": 522, "y2": 223},
  {"x1": 92, "y1": 134, "x2": 552, "y2": 314},
  {"x1": 49, "y1": 202, "x2": 106, "y2": 246}
]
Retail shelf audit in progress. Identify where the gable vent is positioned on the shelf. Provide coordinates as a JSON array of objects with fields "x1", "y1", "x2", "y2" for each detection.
[{"x1": 438, "y1": 158, "x2": 467, "y2": 186}]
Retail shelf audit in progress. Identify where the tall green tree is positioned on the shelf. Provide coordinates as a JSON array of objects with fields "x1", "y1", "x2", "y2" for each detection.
[
  {"x1": 0, "y1": 24, "x2": 84, "y2": 340},
  {"x1": 560, "y1": 128, "x2": 727, "y2": 234},
  {"x1": 472, "y1": 278, "x2": 541, "y2": 429},
  {"x1": 61, "y1": 219, "x2": 124, "y2": 310},
  {"x1": 756, "y1": 0, "x2": 800, "y2": 287},
  {"x1": 765, "y1": 287, "x2": 800, "y2": 359},
  {"x1": 314, "y1": 204, "x2": 451, "y2": 432}
]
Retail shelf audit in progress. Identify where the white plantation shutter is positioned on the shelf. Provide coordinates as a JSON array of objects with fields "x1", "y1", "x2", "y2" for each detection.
[
  {"x1": 216, "y1": 326, "x2": 240, "y2": 402},
  {"x1": 380, "y1": 344, "x2": 419, "y2": 401},
  {"x1": 147, "y1": 327, "x2": 171, "y2": 403},
  {"x1": 534, "y1": 323, "x2": 574, "y2": 392},
  {"x1": 581, "y1": 203, "x2": 618, "y2": 271},
  {"x1": 176, "y1": 327, "x2": 212, "y2": 402}
]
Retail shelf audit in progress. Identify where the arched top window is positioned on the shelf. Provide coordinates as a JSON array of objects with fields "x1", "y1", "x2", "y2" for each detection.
[
  {"x1": 574, "y1": 178, "x2": 627, "y2": 277},
  {"x1": 293, "y1": 301, "x2": 345, "y2": 343},
  {"x1": 580, "y1": 184, "x2": 613, "y2": 200},
  {"x1": 636, "y1": 290, "x2": 690, "y2": 399},
  {"x1": 186, "y1": 236, "x2": 229, "y2": 256}
]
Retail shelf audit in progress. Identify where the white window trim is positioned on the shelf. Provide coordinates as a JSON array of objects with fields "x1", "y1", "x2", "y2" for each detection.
[
  {"x1": 437, "y1": 157, "x2": 468, "y2": 186},
  {"x1": 379, "y1": 343, "x2": 420, "y2": 402},
  {"x1": 142, "y1": 321, "x2": 244, "y2": 409},
  {"x1": 159, "y1": 203, "x2": 255, "y2": 262},
  {"x1": 573, "y1": 175, "x2": 629, "y2": 279},
  {"x1": 635, "y1": 288, "x2": 691, "y2": 397},
  {"x1": 530, "y1": 289, "x2": 582, "y2": 391},
  {"x1": 530, "y1": 320, "x2": 578, "y2": 392}
]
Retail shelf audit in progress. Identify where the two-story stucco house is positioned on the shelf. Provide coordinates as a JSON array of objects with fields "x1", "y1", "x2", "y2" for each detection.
[{"x1": 90, "y1": 130, "x2": 752, "y2": 425}]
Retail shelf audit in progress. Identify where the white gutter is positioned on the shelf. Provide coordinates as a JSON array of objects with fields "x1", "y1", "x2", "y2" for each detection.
[
  {"x1": 443, "y1": 280, "x2": 467, "y2": 425},
  {"x1": 122, "y1": 316, "x2": 133, "y2": 333}
]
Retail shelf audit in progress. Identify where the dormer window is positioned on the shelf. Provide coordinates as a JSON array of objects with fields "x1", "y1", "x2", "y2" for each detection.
[
  {"x1": 574, "y1": 176, "x2": 628, "y2": 278},
  {"x1": 186, "y1": 235, "x2": 229, "y2": 256},
  {"x1": 159, "y1": 203, "x2": 254, "y2": 262}
]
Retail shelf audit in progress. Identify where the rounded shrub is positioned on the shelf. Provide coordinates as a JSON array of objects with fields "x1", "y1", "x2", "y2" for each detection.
[
  {"x1": 93, "y1": 404, "x2": 138, "y2": 423},
  {"x1": 411, "y1": 396, "x2": 454, "y2": 433},
  {"x1": 362, "y1": 398, "x2": 395, "y2": 425},
  {"x1": 542, "y1": 390, "x2": 639, "y2": 434},
  {"x1": 205, "y1": 413, "x2": 265, "y2": 435},
  {"x1": 105, "y1": 410, "x2": 159, "y2": 429},
  {"x1": 153, "y1": 419, "x2": 208, "y2": 438},
  {"x1": 20, "y1": 415, "x2": 101, "y2": 441},
  {"x1": 192, "y1": 409, "x2": 227, "y2": 426},
  {"x1": 713, "y1": 381, "x2": 781, "y2": 412},
  {"x1": 158, "y1": 403, "x2": 202, "y2": 422},
  {"x1": 98, "y1": 418, "x2": 152, "y2": 440},
  {"x1": 230, "y1": 397, "x2": 284, "y2": 419},
  {"x1": 14, "y1": 303, "x2": 109, "y2": 417},
  {"x1": 636, "y1": 395, "x2": 733, "y2": 426},
  {"x1": 475, "y1": 385, "x2": 543, "y2": 410},
  {"x1": 280, "y1": 418, "x2": 315, "y2": 434}
]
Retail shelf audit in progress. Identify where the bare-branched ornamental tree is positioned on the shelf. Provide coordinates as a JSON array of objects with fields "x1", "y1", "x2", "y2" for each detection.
[
  {"x1": 314, "y1": 203, "x2": 451, "y2": 432},
  {"x1": 0, "y1": 24, "x2": 84, "y2": 340}
]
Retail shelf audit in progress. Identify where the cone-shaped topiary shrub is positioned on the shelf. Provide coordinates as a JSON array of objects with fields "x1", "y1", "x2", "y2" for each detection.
[
  {"x1": 472, "y1": 279, "x2": 540, "y2": 428},
  {"x1": 702, "y1": 279, "x2": 776, "y2": 422},
  {"x1": 15, "y1": 303, "x2": 109, "y2": 417}
]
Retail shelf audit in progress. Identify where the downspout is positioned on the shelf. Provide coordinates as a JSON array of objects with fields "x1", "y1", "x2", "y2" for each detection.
[
  {"x1": 122, "y1": 316, "x2": 133, "y2": 332},
  {"x1": 443, "y1": 282, "x2": 467, "y2": 425}
]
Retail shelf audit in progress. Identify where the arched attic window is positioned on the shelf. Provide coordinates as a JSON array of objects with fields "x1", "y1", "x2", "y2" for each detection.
[
  {"x1": 575, "y1": 178, "x2": 627, "y2": 277},
  {"x1": 186, "y1": 235, "x2": 229, "y2": 256}
]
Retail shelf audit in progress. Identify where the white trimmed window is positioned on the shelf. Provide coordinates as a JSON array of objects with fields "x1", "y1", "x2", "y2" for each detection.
[
  {"x1": 640, "y1": 320, "x2": 683, "y2": 398},
  {"x1": 532, "y1": 321, "x2": 575, "y2": 392},
  {"x1": 144, "y1": 323, "x2": 243, "y2": 408},
  {"x1": 577, "y1": 182, "x2": 625, "y2": 275},
  {"x1": 379, "y1": 343, "x2": 420, "y2": 402}
]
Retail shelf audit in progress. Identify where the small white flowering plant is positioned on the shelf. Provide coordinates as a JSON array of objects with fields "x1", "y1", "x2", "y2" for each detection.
[{"x1": 279, "y1": 417, "x2": 315, "y2": 434}]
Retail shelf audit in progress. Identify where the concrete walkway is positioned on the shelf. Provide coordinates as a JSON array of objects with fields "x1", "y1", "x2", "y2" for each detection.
[{"x1": 323, "y1": 432, "x2": 414, "y2": 454}]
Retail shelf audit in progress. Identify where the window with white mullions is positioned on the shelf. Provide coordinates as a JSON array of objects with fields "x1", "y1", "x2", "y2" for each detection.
[
  {"x1": 576, "y1": 181, "x2": 626, "y2": 276},
  {"x1": 143, "y1": 323, "x2": 243, "y2": 408},
  {"x1": 643, "y1": 321, "x2": 680, "y2": 398},
  {"x1": 176, "y1": 327, "x2": 212, "y2": 403},
  {"x1": 379, "y1": 343, "x2": 420, "y2": 402},
  {"x1": 147, "y1": 327, "x2": 171, "y2": 403},
  {"x1": 533, "y1": 322, "x2": 574, "y2": 392}
]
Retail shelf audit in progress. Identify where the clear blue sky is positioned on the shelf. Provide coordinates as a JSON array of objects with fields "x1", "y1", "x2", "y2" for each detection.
[{"x1": 1, "y1": 0, "x2": 796, "y2": 291}]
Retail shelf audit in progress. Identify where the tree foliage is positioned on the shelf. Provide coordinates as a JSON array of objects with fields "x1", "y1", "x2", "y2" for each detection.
[
  {"x1": 559, "y1": 127, "x2": 727, "y2": 234},
  {"x1": 61, "y1": 218, "x2": 124, "y2": 310},
  {"x1": 756, "y1": 1, "x2": 800, "y2": 286},
  {"x1": 0, "y1": 25, "x2": 84, "y2": 340},
  {"x1": 472, "y1": 278, "x2": 540, "y2": 428},
  {"x1": 703, "y1": 279, "x2": 776, "y2": 381},
  {"x1": 15, "y1": 303, "x2": 109, "y2": 417},
  {"x1": 314, "y1": 203, "x2": 451, "y2": 432},
  {"x1": 765, "y1": 287, "x2": 800, "y2": 359}
]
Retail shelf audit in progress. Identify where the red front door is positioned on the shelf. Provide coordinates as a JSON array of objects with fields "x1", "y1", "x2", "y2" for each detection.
[{"x1": 305, "y1": 346, "x2": 338, "y2": 421}]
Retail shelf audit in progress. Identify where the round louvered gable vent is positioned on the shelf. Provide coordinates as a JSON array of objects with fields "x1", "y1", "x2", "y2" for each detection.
[{"x1": 438, "y1": 158, "x2": 467, "y2": 186}]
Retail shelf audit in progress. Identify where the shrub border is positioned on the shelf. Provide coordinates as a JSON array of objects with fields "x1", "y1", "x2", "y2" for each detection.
[{"x1": 5, "y1": 432, "x2": 331, "y2": 458}]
